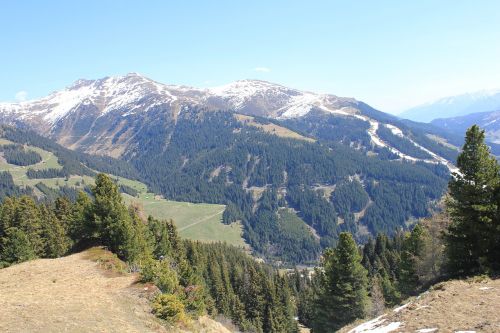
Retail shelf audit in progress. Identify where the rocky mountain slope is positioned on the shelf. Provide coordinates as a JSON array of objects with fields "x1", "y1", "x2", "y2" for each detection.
[
  {"x1": 341, "y1": 277, "x2": 500, "y2": 333},
  {"x1": 0, "y1": 73, "x2": 356, "y2": 156},
  {"x1": 400, "y1": 89, "x2": 500, "y2": 123},
  {"x1": 0, "y1": 73, "x2": 358, "y2": 127},
  {"x1": 0, "y1": 73, "x2": 457, "y2": 168}
]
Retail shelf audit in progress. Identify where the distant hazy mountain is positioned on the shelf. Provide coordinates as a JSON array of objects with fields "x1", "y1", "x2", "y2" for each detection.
[
  {"x1": 400, "y1": 90, "x2": 500, "y2": 123},
  {"x1": 432, "y1": 110, "x2": 500, "y2": 144}
]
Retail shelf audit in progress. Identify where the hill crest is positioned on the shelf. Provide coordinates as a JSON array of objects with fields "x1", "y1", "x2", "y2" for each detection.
[{"x1": 0, "y1": 248, "x2": 233, "y2": 333}]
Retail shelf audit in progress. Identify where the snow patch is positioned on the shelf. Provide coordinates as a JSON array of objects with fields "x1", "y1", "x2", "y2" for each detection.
[
  {"x1": 416, "y1": 305, "x2": 430, "y2": 310},
  {"x1": 393, "y1": 302, "x2": 411, "y2": 313},
  {"x1": 417, "y1": 328, "x2": 438, "y2": 333},
  {"x1": 479, "y1": 287, "x2": 492, "y2": 290},
  {"x1": 278, "y1": 93, "x2": 318, "y2": 118},
  {"x1": 354, "y1": 116, "x2": 458, "y2": 172},
  {"x1": 385, "y1": 124, "x2": 403, "y2": 136},
  {"x1": 348, "y1": 315, "x2": 402, "y2": 333}
]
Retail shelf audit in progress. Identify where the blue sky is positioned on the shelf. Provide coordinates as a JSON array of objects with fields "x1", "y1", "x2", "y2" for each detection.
[{"x1": 1, "y1": 1, "x2": 499, "y2": 113}]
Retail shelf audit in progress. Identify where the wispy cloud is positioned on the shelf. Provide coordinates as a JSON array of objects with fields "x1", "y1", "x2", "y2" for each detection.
[
  {"x1": 15, "y1": 91, "x2": 28, "y2": 102},
  {"x1": 253, "y1": 67, "x2": 271, "y2": 73}
]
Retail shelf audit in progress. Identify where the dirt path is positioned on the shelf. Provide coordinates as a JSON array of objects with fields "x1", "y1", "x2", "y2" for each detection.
[
  {"x1": 0, "y1": 252, "x2": 168, "y2": 333},
  {"x1": 177, "y1": 209, "x2": 225, "y2": 232}
]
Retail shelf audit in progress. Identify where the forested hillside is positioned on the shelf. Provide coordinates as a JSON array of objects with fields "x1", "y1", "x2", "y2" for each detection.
[
  {"x1": 0, "y1": 125, "x2": 141, "y2": 204},
  {"x1": 0, "y1": 112, "x2": 451, "y2": 265},
  {"x1": 293, "y1": 125, "x2": 500, "y2": 332},
  {"x1": 0, "y1": 126, "x2": 244, "y2": 247},
  {"x1": 123, "y1": 109, "x2": 450, "y2": 263},
  {"x1": 0, "y1": 174, "x2": 299, "y2": 333}
]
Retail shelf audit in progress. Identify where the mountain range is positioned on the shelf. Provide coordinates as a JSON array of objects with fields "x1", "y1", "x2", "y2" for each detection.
[
  {"x1": 0, "y1": 73, "x2": 378, "y2": 156},
  {"x1": 432, "y1": 110, "x2": 500, "y2": 144},
  {"x1": 0, "y1": 73, "x2": 459, "y2": 163},
  {"x1": 0, "y1": 73, "x2": 463, "y2": 263},
  {"x1": 400, "y1": 89, "x2": 500, "y2": 123}
]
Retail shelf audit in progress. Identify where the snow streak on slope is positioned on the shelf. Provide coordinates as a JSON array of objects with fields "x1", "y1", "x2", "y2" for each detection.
[
  {"x1": 348, "y1": 315, "x2": 401, "y2": 333},
  {"x1": 347, "y1": 114, "x2": 457, "y2": 172}
]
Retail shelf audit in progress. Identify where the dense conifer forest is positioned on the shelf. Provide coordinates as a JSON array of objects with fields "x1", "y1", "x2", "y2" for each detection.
[
  {"x1": 122, "y1": 109, "x2": 450, "y2": 263},
  {"x1": 0, "y1": 144, "x2": 42, "y2": 166},
  {"x1": 0, "y1": 116, "x2": 453, "y2": 265}
]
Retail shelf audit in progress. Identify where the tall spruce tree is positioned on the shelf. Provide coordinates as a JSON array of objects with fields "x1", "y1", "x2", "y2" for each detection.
[
  {"x1": 399, "y1": 224, "x2": 426, "y2": 296},
  {"x1": 40, "y1": 204, "x2": 70, "y2": 258},
  {"x1": 312, "y1": 232, "x2": 368, "y2": 332},
  {"x1": 446, "y1": 125, "x2": 500, "y2": 275},
  {"x1": 91, "y1": 173, "x2": 135, "y2": 260}
]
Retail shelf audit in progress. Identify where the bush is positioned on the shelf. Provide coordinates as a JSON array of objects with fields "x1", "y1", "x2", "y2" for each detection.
[
  {"x1": 152, "y1": 294, "x2": 187, "y2": 323},
  {"x1": 182, "y1": 285, "x2": 206, "y2": 316},
  {"x1": 141, "y1": 259, "x2": 179, "y2": 294}
]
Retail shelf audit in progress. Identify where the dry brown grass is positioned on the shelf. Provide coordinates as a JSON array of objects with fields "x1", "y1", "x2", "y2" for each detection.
[
  {"x1": 340, "y1": 277, "x2": 500, "y2": 333},
  {"x1": 82, "y1": 246, "x2": 129, "y2": 275},
  {"x1": 235, "y1": 114, "x2": 315, "y2": 142},
  {"x1": 0, "y1": 249, "x2": 233, "y2": 333}
]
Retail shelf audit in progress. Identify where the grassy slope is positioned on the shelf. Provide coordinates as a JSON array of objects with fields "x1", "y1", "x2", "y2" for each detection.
[
  {"x1": 340, "y1": 277, "x2": 500, "y2": 333},
  {"x1": 235, "y1": 114, "x2": 315, "y2": 142},
  {"x1": 0, "y1": 248, "x2": 232, "y2": 333},
  {"x1": 0, "y1": 139, "x2": 246, "y2": 248},
  {"x1": 124, "y1": 193, "x2": 246, "y2": 248}
]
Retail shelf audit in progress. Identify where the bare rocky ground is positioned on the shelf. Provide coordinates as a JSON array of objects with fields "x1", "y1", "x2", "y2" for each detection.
[
  {"x1": 0, "y1": 250, "x2": 232, "y2": 333},
  {"x1": 341, "y1": 277, "x2": 500, "y2": 333}
]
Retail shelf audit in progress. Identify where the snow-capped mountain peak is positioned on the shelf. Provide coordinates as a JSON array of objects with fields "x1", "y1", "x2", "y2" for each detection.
[
  {"x1": 0, "y1": 74, "x2": 363, "y2": 125},
  {"x1": 0, "y1": 73, "x2": 184, "y2": 124},
  {"x1": 206, "y1": 79, "x2": 358, "y2": 118},
  {"x1": 0, "y1": 74, "x2": 457, "y2": 171}
]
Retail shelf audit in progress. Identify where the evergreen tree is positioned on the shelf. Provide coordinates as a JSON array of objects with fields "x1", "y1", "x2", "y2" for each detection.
[
  {"x1": 148, "y1": 216, "x2": 173, "y2": 259},
  {"x1": 0, "y1": 227, "x2": 36, "y2": 264},
  {"x1": 91, "y1": 173, "x2": 134, "y2": 260},
  {"x1": 40, "y1": 204, "x2": 70, "y2": 258},
  {"x1": 379, "y1": 271, "x2": 400, "y2": 306},
  {"x1": 126, "y1": 206, "x2": 154, "y2": 264},
  {"x1": 312, "y1": 232, "x2": 368, "y2": 332},
  {"x1": 16, "y1": 196, "x2": 45, "y2": 256},
  {"x1": 69, "y1": 191, "x2": 93, "y2": 246},
  {"x1": 0, "y1": 196, "x2": 45, "y2": 256},
  {"x1": 369, "y1": 274, "x2": 386, "y2": 317},
  {"x1": 446, "y1": 125, "x2": 500, "y2": 274},
  {"x1": 399, "y1": 224, "x2": 427, "y2": 296}
]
